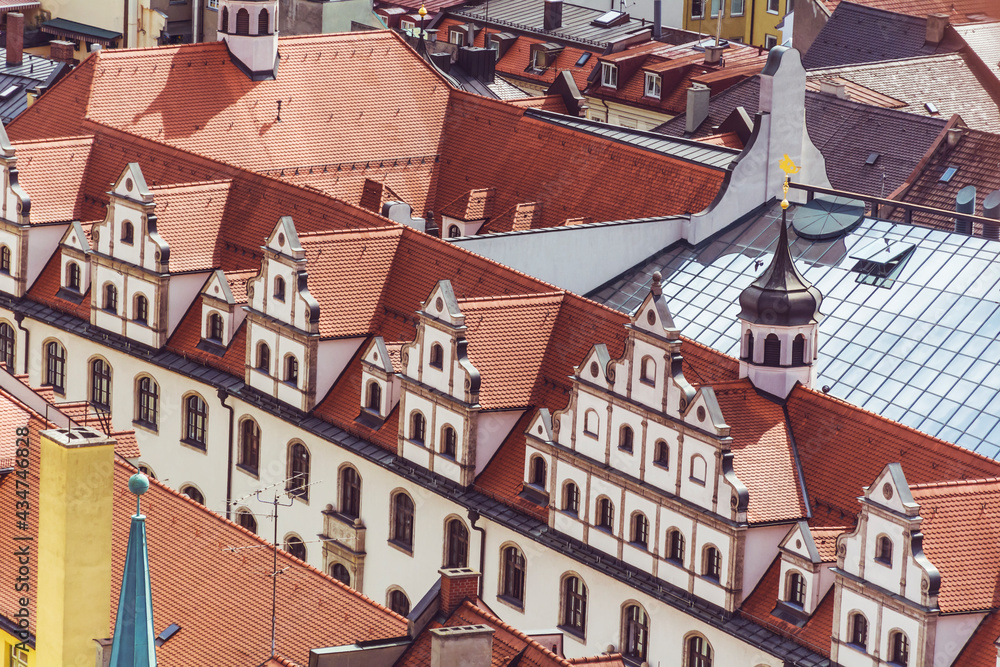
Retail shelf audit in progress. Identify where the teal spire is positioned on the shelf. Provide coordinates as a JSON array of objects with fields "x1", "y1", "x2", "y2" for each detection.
[{"x1": 109, "y1": 473, "x2": 157, "y2": 667}]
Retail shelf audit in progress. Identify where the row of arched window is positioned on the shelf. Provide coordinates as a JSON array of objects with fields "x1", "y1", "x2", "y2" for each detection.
[
  {"x1": 846, "y1": 612, "x2": 910, "y2": 665},
  {"x1": 254, "y1": 341, "x2": 299, "y2": 386},
  {"x1": 742, "y1": 331, "x2": 807, "y2": 367},
  {"x1": 406, "y1": 408, "x2": 458, "y2": 458},
  {"x1": 100, "y1": 283, "x2": 150, "y2": 325},
  {"x1": 576, "y1": 418, "x2": 697, "y2": 476},
  {"x1": 221, "y1": 6, "x2": 271, "y2": 35}
]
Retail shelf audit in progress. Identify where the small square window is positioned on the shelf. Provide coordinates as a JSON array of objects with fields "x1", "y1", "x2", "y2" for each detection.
[
  {"x1": 601, "y1": 62, "x2": 618, "y2": 88},
  {"x1": 764, "y1": 34, "x2": 778, "y2": 49},
  {"x1": 644, "y1": 72, "x2": 661, "y2": 99}
]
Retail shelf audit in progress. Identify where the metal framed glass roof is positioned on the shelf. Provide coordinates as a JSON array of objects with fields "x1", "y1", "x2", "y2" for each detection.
[{"x1": 591, "y1": 203, "x2": 1000, "y2": 458}]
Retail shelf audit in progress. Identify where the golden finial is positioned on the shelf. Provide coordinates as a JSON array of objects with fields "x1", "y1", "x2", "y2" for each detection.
[
  {"x1": 779, "y1": 153, "x2": 799, "y2": 210},
  {"x1": 418, "y1": 4, "x2": 427, "y2": 16}
]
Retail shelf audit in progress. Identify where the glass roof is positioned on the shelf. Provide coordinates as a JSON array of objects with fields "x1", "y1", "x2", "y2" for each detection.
[{"x1": 590, "y1": 203, "x2": 1000, "y2": 458}]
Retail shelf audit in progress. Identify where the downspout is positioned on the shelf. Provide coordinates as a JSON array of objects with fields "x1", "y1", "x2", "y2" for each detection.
[
  {"x1": 748, "y1": 0, "x2": 757, "y2": 45},
  {"x1": 218, "y1": 387, "x2": 235, "y2": 519},
  {"x1": 468, "y1": 509, "x2": 486, "y2": 599},
  {"x1": 192, "y1": 0, "x2": 200, "y2": 43},
  {"x1": 13, "y1": 312, "x2": 27, "y2": 375}
]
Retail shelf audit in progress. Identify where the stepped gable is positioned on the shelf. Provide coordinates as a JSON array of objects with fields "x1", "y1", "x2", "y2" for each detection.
[
  {"x1": 713, "y1": 379, "x2": 807, "y2": 524},
  {"x1": 435, "y1": 91, "x2": 727, "y2": 230},
  {"x1": 787, "y1": 385, "x2": 1000, "y2": 526}
]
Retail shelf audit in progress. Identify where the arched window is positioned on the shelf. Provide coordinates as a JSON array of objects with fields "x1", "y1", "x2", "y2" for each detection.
[
  {"x1": 889, "y1": 630, "x2": 909, "y2": 666},
  {"x1": 622, "y1": 604, "x2": 649, "y2": 662},
  {"x1": 792, "y1": 334, "x2": 806, "y2": 366},
  {"x1": 284, "y1": 535, "x2": 306, "y2": 561},
  {"x1": 45, "y1": 341, "x2": 66, "y2": 392},
  {"x1": 236, "y1": 507, "x2": 257, "y2": 534},
  {"x1": 583, "y1": 409, "x2": 599, "y2": 436},
  {"x1": 0, "y1": 245, "x2": 10, "y2": 274},
  {"x1": 184, "y1": 394, "x2": 208, "y2": 447},
  {"x1": 563, "y1": 481, "x2": 579, "y2": 514},
  {"x1": 686, "y1": 634, "x2": 713, "y2": 667},
  {"x1": 876, "y1": 534, "x2": 893, "y2": 566},
  {"x1": 391, "y1": 492, "x2": 414, "y2": 550},
  {"x1": 221, "y1": 6, "x2": 229, "y2": 32},
  {"x1": 180, "y1": 485, "x2": 204, "y2": 505},
  {"x1": 849, "y1": 612, "x2": 869, "y2": 649},
  {"x1": 500, "y1": 545, "x2": 526, "y2": 605},
  {"x1": 787, "y1": 570, "x2": 806, "y2": 607},
  {"x1": 257, "y1": 7, "x2": 269, "y2": 34},
  {"x1": 763, "y1": 333, "x2": 781, "y2": 366},
  {"x1": 640, "y1": 356, "x2": 655, "y2": 383},
  {"x1": 235, "y1": 7, "x2": 250, "y2": 34},
  {"x1": 448, "y1": 225, "x2": 461, "y2": 238},
  {"x1": 239, "y1": 418, "x2": 260, "y2": 473},
  {"x1": 287, "y1": 442, "x2": 310, "y2": 498},
  {"x1": 66, "y1": 262, "x2": 81, "y2": 291},
  {"x1": 596, "y1": 497, "x2": 614, "y2": 531},
  {"x1": 257, "y1": 342, "x2": 270, "y2": 373},
  {"x1": 690, "y1": 454, "x2": 707, "y2": 484},
  {"x1": 630, "y1": 512, "x2": 649, "y2": 548},
  {"x1": 137, "y1": 463, "x2": 155, "y2": 479},
  {"x1": 654, "y1": 439, "x2": 669, "y2": 467},
  {"x1": 366, "y1": 381, "x2": 382, "y2": 413},
  {"x1": 0, "y1": 322, "x2": 14, "y2": 371},
  {"x1": 135, "y1": 376, "x2": 159, "y2": 428},
  {"x1": 103, "y1": 283, "x2": 118, "y2": 313},
  {"x1": 340, "y1": 467, "x2": 362, "y2": 519},
  {"x1": 284, "y1": 355, "x2": 299, "y2": 385},
  {"x1": 134, "y1": 295, "x2": 149, "y2": 324},
  {"x1": 441, "y1": 425, "x2": 457, "y2": 458},
  {"x1": 208, "y1": 312, "x2": 224, "y2": 341},
  {"x1": 273, "y1": 275, "x2": 285, "y2": 301},
  {"x1": 703, "y1": 545, "x2": 721, "y2": 581},
  {"x1": 331, "y1": 563, "x2": 350, "y2": 586},
  {"x1": 445, "y1": 518, "x2": 469, "y2": 568},
  {"x1": 409, "y1": 412, "x2": 425, "y2": 444},
  {"x1": 389, "y1": 589, "x2": 410, "y2": 616},
  {"x1": 619, "y1": 424, "x2": 634, "y2": 452},
  {"x1": 90, "y1": 359, "x2": 112, "y2": 413},
  {"x1": 530, "y1": 455, "x2": 546, "y2": 487},
  {"x1": 429, "y1": 342, "x2": 444, "y2": 369},
  {"x1": 744, "y1": 330, "x2": 754, "y2": 361},
  {"x1": 667, "y1": 529, "x2": 685, "y2": 564},
  {"x1": 561, "y1": 575, "x2": 587, "y2": 633},
  {"x1": 121, "y1": 221, "x2": 134, "y2": 244}
]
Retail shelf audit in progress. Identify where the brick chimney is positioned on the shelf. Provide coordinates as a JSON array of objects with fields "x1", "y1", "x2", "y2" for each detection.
[
  {"x1": 48, "y1": 40, "x2": 78, "y2": 66},
  {"x1": 439, "y1": 568, "x2": 480, "y2": 616},
  {"x1": 819, "y1": 79, "x2": 848, "y2": 99},
  {"x1": 430, "y1": 625, "x2": 494, "y2": 667},
  {"x1": 5, "y1": 12, "x2": 23, "y2": 67},
  {"x1": 544, "y1": 0, "x2": 563, "y2": 31},
  {"x1": 925, "y1": 13, "x2": 948, "y2": 45},
  {"x1": 685, "y1": 83, "x2": 711, "y2": 134}
]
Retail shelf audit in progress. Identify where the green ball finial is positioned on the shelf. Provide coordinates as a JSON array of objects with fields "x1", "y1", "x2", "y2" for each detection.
[{"x1": 128, "y1": 473, "x2": 150, "y2": 496}]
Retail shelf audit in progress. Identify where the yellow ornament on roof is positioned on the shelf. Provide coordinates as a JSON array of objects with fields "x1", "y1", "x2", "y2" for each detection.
[{"x1": 418, "y1": 5, "x2": 427, "y2": 16}]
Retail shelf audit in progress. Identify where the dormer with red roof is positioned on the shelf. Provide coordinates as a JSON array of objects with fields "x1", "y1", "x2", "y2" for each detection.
[
  {"x1": 772, "y1": 521, "x2": 839, "y2": 624},
  {"x1": 56, "y1": 221, "x2": 92, "y2": 304},
  {"x1": 90, "y1": 164, "x2": 174, "y2": 348},
  {"x1": 831, "y1": 463, "x2": 941, "y2": 666},
  {"x1": 199, "y1": 269, "x2": 249, "y2": 352},
  {"x1": 397, "y1": 280, "x2": 482, "y2": 487},
  {"x1": 529, "y1": 274, "x2": 749, "y2": 611},
  {"x1": 218, "y1": 0, "x2": 279, "y2": 81},
  {"x1": 359, "y1": 336, "x2": 402, "y2": 423},
  {"x1": 245, "y1": 216, "x2": 321, "y2": 411}
]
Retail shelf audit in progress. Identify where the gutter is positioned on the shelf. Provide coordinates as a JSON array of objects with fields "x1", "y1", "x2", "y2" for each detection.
[
  {"x1": 468, "y1": 509, "x2": 486, "y2": 598},
  {"x1": 218, "y1": 387, "x2": 236, "y2": 519}
]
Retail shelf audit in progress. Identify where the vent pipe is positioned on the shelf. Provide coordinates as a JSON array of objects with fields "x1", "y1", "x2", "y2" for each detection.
[
  {"x1": 955, "y1": 185, "x2": 975, "y2": 235},
  {"x1": 983, "y1": 189, "x2": 1000, "y2": 240},
  {"x1": 653, "y1": 0, "x2": 662, "y2": 40}
]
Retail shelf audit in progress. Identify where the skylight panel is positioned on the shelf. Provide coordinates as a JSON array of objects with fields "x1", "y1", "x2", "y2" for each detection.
[
  {"x1": 924, "y1": 101, "x2": 939, "y2": 115},
  {"x1": 576, "y1": 52, "x2": 591, "y2": 67},
  {"x1": 0, "y1": 85, "x2": 20, "y2": 100},
  {"x1": 940, "y1": 166, "x2": 958, "y2": 183}
]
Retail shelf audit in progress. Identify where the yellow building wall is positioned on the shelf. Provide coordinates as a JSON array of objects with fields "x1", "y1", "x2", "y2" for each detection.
[
  {"x1": 1, "y1": 635, "x2": 34, "y2": 667},
  {"x1": 682, "y1": 0, "x2": 789, "y2": 46}
]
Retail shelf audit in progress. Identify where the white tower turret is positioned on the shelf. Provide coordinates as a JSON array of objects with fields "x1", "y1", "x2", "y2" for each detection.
[{"x1": 218, "y1": 0, "x2": 279, "y2": 80}]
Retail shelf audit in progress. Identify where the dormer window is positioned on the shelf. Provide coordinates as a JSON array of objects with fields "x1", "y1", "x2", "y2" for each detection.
[
  {"x1": 366, "y1": 381, "x2": 382, "y2": 413},
  {"x1": 449, "y1": 29, "x2": 465, "y2": 46},
  {"x1": 208, "y1": 312, "x2": 224, "y2": 342},
  {"x1": 530, "y1": 455, "x2": 546, "y2": 486},
  {"x1": 583, "y1": 409, "x2": 599, "y2": 437},
  {"x1": 690, "y1": 454, "x2": 707, "y2": 485},
  {"x1": 448, "y1": 224, "x2": 461, "y2": 238},
  {"x1": 563, "y1": 481, "x2": 579, "y2": 514},
  {"x1": 644, "y1": 72, "x2": 661, "y2": 99},
  {"x1": 134, "y1": 295, "x2": 148, "y2": 324},
  {"x1": 284, "y1": 355, "x2": 299, "y2": 385},
  {"x1": 121, "y1": 221, "x2": 134, "y2": 245},
  {"x1": 786, "y1": 570, "x2": 806, "y2": 607},
  {"x1": 654, "y1": 440, "x2": 669, "y2": 467},
  {"x1": 532, "y1": 48, "x2": 546, "y2": 70},
  {"x1": 875, "y1": 534, "x2": 893, "y2": 566},
  {"x1": 66, "y1": 263, "x2": 81, "y2": 291},
  {"x1": 0, "y1": 246, "x2": 10, "y2": 274},
  {"x1": 667, "y1": 529, "x2": 685, "y2": 564},
  {"x1": 630, "y1": 512, "x2": 648, "y2": 548},
  {"x1": 429, "y1": 342, "x2": 444, "y2": 369},
  {"x1": 256, "y1": 342, "x2": 271, "y2": 373},
  {"x1": 601, "y1": 62, "x2": 618, "y2": 88},
  {"x1": 889, "y1": 631, "x2": 909, "y2": 666},
  {"x1": 103, "y1": 284, "x2": 118, "y2": 313},
  {"x1": 274, "y1": 276, "x2": 286, "y2": 302}
]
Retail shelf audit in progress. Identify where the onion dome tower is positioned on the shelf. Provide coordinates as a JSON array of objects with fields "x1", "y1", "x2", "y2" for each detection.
[
  {"x1": 737, "y1": 157, "x2": 823, "y2": 398},
  {"x1": 218, "y1": 0, "x2": 279, "y2": 80}
]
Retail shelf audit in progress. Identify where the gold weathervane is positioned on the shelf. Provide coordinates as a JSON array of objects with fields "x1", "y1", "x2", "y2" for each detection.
[{"x1": 778, "y1": 154, "x2": 800, "y2": 210}]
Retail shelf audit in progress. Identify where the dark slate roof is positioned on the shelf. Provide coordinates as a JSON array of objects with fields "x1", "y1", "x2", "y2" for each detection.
[
  {"x1": 801, "y1": 1, "x2": 962, "y2": 70},
  {"x1": 655, "y1": 76, "x2": 948, "y2": 198},
  {"x1": 0, "y1": 49, "x2": 63, "y2": 125},
  {"x1": 41, "y1": 17, "x2": 122, "y2": 42}
]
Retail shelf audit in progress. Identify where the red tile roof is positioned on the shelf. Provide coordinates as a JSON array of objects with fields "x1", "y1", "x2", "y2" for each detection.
[
  {"x1": 788, "y1": 386, "x2": 1000, "y2": 527},
  {"x1": 26, "y1": 251, "x2": 92, "y2": 320},
  {"x1": 809, "y1": 527, "x2": 844, "y2": 562},
  {"x1": 165, "y1": 297, "x2": 249, "y2": 379},
  {"x1": 953, "y1": 609, "x2": 1000, "y2": 667},
  {"x1": 508, "y1": 95, "x2": 570, "y2": 114},
  {"x1": 821, "y1": 0, "x2": 998, "y2": 22},
  {"x1": 13, "y1": 136, "x2": 94, "y2": 224}
]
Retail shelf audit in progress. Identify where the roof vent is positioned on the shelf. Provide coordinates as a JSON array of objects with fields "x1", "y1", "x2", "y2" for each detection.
[
  {"x1": 983, "y1": 189, "x2": 1000, "y2": 240},
  {"x1": 924, "y1": 101, "x2": 939, "y2": 115},
  {"x1": 819, "y1": 79, "x2": 848, "y2": 99},
  {"x1": 925, "y1": 13, "x2": 949, "y2": 45},
  {"x1": 865, "y1": 152, "x2": 879, "y2": 166},
  {"x1": 849, "y1": 241, "x2": 914, "y2": 288},
  {"x1": 947, "y1": 126, "x2": 963, "y2": 147},
  {"x1": 955, "y1": 185, "x2": 976, "y2": 235}
]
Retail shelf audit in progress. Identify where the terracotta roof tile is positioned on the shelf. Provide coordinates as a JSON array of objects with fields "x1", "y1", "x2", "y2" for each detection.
[
  {"x1": 953, "y1": 608, "x2": 1000, "y2": 666},
  {"x1": 803, "y1": 77, "x2": 906, "y2": 108},
  {"x1": 26, "y1": 251, "x2": 91, "y2": 320},
  {"x1": 13, "y1": 135, "x2": 95, "y2": 223},
  {"x1": 165, "y1": 297, "x2": 250, "y2": 379},
  {"x1": 148, "y1": 180, "x2": 232, "y2": 272},
  {"x1": 821, "y1": 0, "x2": 998, "y2": 23},
  {"x1": 808, "y1": 526, "x2": 844, "y2": 562},
  {"x1": 507, "y1": 95, "x2": 570, "y2": 114}
]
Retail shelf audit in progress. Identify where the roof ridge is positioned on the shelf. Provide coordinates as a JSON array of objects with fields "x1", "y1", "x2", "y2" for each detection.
[
  {"x1": 299, "y1": 226, "x2": 404, "y2": 242},
  {"x1": 808, "y1": 51, "x2": 964, "y2": 74},
  {"x1": 456, "y1": 601, "x2": 574, "y2": 666},
  {"x1": 12, "y1": 134, "x2": 96, "y2": 149},
  {"x1": 910, "y1": 476, "x2": 1000, "y2": 491},
  {"x1": 834, "y1": 0, "x2": 927, "y2": 19},
  {"x1": 149, "y1": 178, "x2": 235, "y2": 192},
  {"x1": 457, "y1": 290, "x2": 565, "y2": 304}
]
